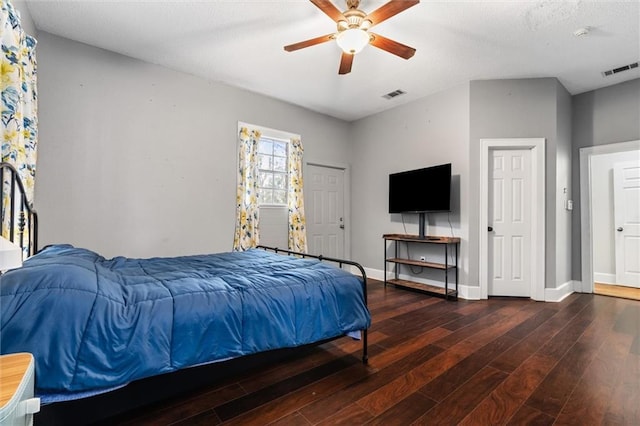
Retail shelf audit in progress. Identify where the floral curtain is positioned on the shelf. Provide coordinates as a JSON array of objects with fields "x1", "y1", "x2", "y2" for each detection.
[
  {"x1": 233, "y1": 126, "x2": 261, "y2": 251},
  {"x1": 287, "y1": 137, "x2": 307, "y2": 252},
  {"x1": 1, "y1": 0, "x2": 38, "y2": 247}
]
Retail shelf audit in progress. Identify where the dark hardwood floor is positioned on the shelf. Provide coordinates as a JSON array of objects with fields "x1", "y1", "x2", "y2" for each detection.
[{"x1": 104, "y1": 280, "x2": 640, "y2": 425}]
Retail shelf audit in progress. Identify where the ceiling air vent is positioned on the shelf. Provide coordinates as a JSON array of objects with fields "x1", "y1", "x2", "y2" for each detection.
[
  {"x1": 602, "y1": 62, "x2": 639, "y2": 77},
  {"x1": 382, "y1": 89, "x2": 406, "y2": 100}
]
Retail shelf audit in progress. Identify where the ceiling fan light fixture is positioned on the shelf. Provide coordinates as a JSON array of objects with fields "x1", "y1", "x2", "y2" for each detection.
[
  {"x1": 336, "y1": 28, "x2": 369, "y2": 54},
  {"x1": 283, "y1": 0, "x2": 419, "y2": 74}
]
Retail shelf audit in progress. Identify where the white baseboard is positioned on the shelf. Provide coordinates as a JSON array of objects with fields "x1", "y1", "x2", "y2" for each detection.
[
  {"x1": 594, "y1": 272, "x2": 616, "y2": 284},
  {"x1": 458, "y1": 285, "x2": 481, "y2": 300},
  {"x1": 573, "y1": 280, "x2": 583, "y2": 293},
  {"x1": 545, "y1": 280, "x2": 575, "y2": 302},
  {"x1": 358, "y1": 267, "x2": 577, "y2": 303},
  {"x1": 362, "y1": 266, "x2": 384, "y2": 281}
]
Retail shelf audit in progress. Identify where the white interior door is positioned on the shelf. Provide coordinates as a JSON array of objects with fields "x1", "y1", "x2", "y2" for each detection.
[
  {"x1": 488, "y1": 149, "x2": 532, "y2": 297},
  {"x1": 305, "y1": 164, "x2": 345, "y2": 258},
  {"x1": 614, "y1": 161, "x2": 640, "y2": 287}
]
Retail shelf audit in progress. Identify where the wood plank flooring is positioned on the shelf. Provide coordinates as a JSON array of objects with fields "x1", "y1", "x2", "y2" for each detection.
[
  {"x1": 595, "y1": 282, "x2": 640, "y2": 301},
  {"x1": 103, "y1": 280, "x2": 640, "y2": 425}
]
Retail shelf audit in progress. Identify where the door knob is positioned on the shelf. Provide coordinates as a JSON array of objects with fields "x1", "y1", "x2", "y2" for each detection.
[
  {"x1": 488, "y1": 226, "x2": 493, "y2": 232},
  {"x1": 339, "y1": 224, "x2": 345, "y2": 229},
  {"x1": 617, "y1": 227, "x2": 623, "y2": 232}
]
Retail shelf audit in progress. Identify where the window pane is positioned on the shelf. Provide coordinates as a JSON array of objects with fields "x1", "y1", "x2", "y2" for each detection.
[
  {"x1": 273, "y1": 156, "x2": 286, "y2": 172},
  {"x1": 257, "y1": 137, "x2": 289, "y2": 206},
  {"x1": 274, "y1": 190, "x2": 287, "y2": 204},
  {"x1": 273, "y1": 141, "x2": 287, "y2": 157},
  {"x1": 258, "y1": 140, "x2": 272, "y2": 155},
  {"x1": 260, "y1": 172, "x2": 274, "y2": 188},
  {"x1": 261, "y1": 190, "x2": 273, "y2": 204},
  {"x1": 258, "y1": 154, "x2": 272, "y2": 170},
  {"x1": 273, "y1": 173, "x2": 286, "y2": 189}
]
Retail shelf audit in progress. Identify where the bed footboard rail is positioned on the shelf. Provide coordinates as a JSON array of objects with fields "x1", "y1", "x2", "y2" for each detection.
[
  {"x1": 0, "y1": 162, "x2": 38, "y2": 257},
  {"x1": 256, "y1": 245, "x2": 369, "y2": 364}
]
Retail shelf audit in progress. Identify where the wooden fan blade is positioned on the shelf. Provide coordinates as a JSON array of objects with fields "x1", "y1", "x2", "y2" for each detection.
[
  {"x1": 365, "y1": 0, "x2": 419, "y2": 27},
  {"x1": 284, "y1": 34, "x2": 335, "y2": 52},
  {"x1": 310, "y1": 0, "x2": 346, "y2": 23},
  {"x1": 339, "y1": 52, "x2": 354, "y2": 74},
  {"x1": 369, "y1": 32, "x2": 416, "y2": 59}
]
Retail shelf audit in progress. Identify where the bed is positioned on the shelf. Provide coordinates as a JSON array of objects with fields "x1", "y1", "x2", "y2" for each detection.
[{"x1": 0, "y1": 162, "x2": 370, "y2": 425}]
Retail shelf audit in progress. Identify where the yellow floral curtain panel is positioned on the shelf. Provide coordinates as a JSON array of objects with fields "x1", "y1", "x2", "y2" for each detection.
[
  {"x1": 233, "y1": 126, "x2": 308, "y2": 253},
  {"x1": 233, "y1": 127, "x2": 261, "y2": 251},
  {"x1": 1, "y1": 0, "x2": 38, "y2": 242},
  {"x1": 287, "y1": 137, "x2": 307, "y2": 252}
]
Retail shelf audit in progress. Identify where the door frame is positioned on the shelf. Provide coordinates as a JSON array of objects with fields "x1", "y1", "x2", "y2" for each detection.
[
  {"x1": 305, "y1": 161, "x2": 351, "y2": 260},
  {"x1": 479, "y1": 138, "x2": 546, "y2": 301},
  {"x1": 579, "y1": 139, "x2": 640, "y2": 293}
]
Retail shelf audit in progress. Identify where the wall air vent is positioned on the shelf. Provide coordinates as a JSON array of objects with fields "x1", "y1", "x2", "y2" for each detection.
[
  {"x1": 602, "y1": 62, "x2": 638, "y2": 77},
  {"x1": 382, "y1": 89, "x2": 406, "y2": 100}
]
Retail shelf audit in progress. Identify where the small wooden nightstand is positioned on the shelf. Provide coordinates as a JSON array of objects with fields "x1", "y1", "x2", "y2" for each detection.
[{"x1": 0, "y1": 353, "x2": 40, "y2": 426}]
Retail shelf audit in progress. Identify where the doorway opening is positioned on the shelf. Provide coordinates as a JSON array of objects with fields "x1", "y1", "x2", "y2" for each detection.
[{"x1": 579, "y1": 140, "x2": 640, "y2": 301}]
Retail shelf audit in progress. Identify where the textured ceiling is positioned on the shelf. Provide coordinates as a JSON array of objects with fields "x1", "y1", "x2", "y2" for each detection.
[{"x1": 25, "y1": 0, "x2": 640, "y2": 121}]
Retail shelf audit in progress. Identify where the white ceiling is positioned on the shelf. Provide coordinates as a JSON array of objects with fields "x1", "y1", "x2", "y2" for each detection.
[{"x1": 25, "y1": 0, "x2": 640, "y2": 121}]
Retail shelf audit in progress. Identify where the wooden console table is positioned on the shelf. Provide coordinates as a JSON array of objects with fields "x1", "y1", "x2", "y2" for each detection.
[{"x1": 383, "y1": 234, "x2": 460, "y2": 300}]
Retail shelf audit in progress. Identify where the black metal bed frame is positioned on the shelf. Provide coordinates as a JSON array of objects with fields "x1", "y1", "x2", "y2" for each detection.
[
  {"x1": 0, "y1": 163, "x2": 370, "y2": 425},
  {"x1": 0, "y1": 162, "x2": 38, "y2": 256}
]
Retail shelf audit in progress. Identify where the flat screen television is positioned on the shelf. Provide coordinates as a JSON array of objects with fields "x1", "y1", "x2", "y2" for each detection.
[{"x1": 388, "y1": 163, "x2": 451, "y2": 214}]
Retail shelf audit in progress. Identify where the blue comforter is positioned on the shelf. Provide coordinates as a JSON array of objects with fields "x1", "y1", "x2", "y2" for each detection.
[{"x1": 0, "y1": 245, "x2": 370, "y2": 397}]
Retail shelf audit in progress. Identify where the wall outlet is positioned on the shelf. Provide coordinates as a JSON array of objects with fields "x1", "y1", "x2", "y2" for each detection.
[{"x1": 419, "y1": 256, "x2": 426, "y2": 262}]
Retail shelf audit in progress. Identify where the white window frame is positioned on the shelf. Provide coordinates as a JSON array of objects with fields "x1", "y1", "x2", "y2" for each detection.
[
  {"x1": 257, "y1": 136, "x2": 289, "y2": 207},
  {"x1": 237, "y1": 122, "x2": 300, "y2": 207}
]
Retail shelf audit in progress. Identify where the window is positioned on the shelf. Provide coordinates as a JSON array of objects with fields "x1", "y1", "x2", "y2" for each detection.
[
  {"x1": 235, "y1": 122, "x2": 306, "y2": 252},
  {"x1": 257, "y1": 137, "x2": 288, "y2": 205}
]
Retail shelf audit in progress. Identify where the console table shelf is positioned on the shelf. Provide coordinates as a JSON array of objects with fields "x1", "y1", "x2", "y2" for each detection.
[
  {"x1": 385, "y1": 258, "x2": 454, "y2": 270},
  {"x1": 383, "y1": 234, "x2": 460, "y2": 300},
  {"x1": 386, "y1": 279, "x2": 458, "y2": 297}
]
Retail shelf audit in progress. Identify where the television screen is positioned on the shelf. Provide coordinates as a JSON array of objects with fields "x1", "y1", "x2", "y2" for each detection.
[{"x1": 388, "y1": 163, "x2": 451, "y2": 213}]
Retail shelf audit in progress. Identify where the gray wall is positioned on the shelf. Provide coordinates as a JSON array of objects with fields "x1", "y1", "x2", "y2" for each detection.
[
  {"x1": 12, "y1": 0, "x2": 37, "y2": 38},
  {"x1": 469, "y1": 78, "x2": 570, "y2": 289},
  {"x1": 17, "y1": 0, "x2": 640, "y2": 292},
  {"x1": 350, "y1": 77, "x2": 574, "y2": 292},
  {"x1": 35, "y1": 33, "x2": 351, "y2": 258},
  {"x1": 555, "y1": 81, "x2": 573, "y2": 287},
  {"x1": 571, "y1": 79, "x2": 640, "y2": 280},
  {"x1": 349, "y1": 84, "x2": 470, "y2": 284}
]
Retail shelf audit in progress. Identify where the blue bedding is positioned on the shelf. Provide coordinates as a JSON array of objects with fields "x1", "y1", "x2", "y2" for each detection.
[{"x1": 0, "y1": 245, "x2": 370, "y2": 399}]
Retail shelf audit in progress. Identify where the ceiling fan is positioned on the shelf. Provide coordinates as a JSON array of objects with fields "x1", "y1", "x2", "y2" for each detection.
[{"x1": 284, "y1": 0, "x2": 419, "y2": 75}]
